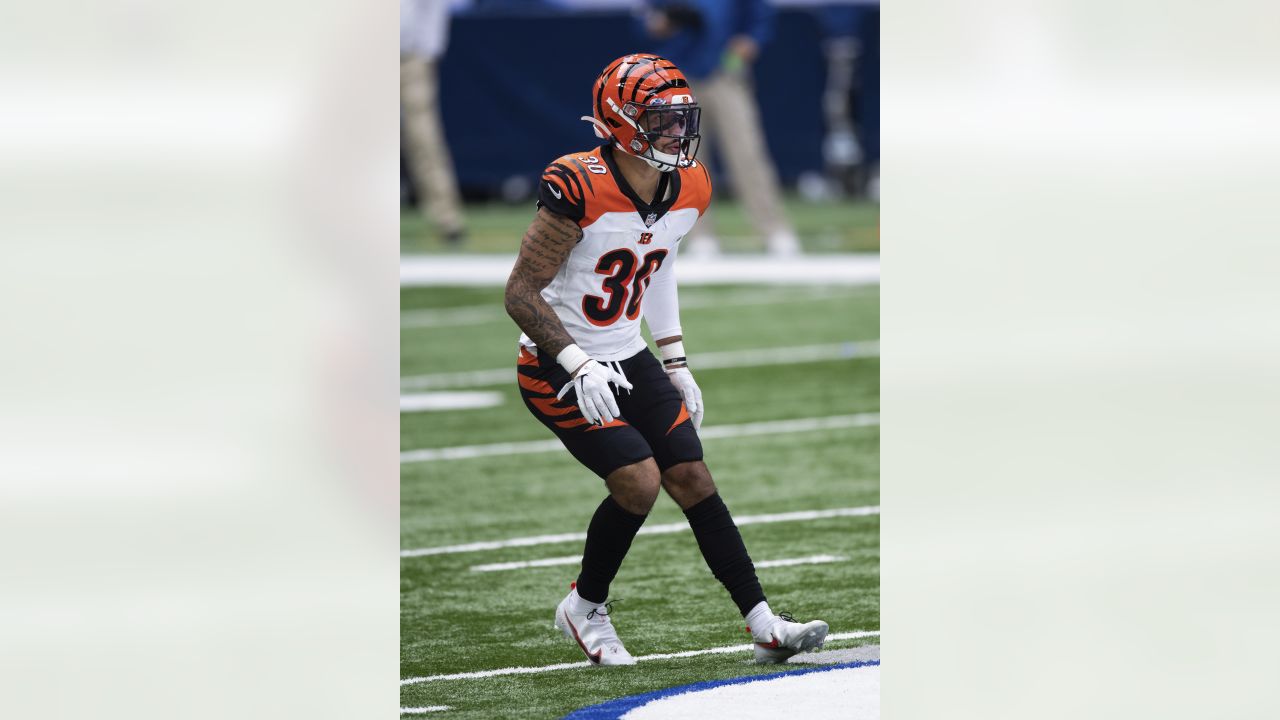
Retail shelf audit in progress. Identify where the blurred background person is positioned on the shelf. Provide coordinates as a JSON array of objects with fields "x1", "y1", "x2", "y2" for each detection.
[
  {"x1": 817, "y1": 3, "x2": 878, "y2": 202},
  {"x1": 401, "y1": 0, "x2": 466, "y2": 245},
  {"x1": 644, "y1": 0, "x2": 800, "y2": 257}
]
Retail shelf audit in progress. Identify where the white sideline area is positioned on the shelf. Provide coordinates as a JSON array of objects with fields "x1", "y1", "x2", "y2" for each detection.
[
  {"x1": 399, "y1": 630, "x2": 880, "y2": 685},
  {"x1": 401, "y1": 253, "x2": 880, "y2": 287},
  {"x1": 402, "y1": 505, "x2": 879, "y2": 558},
  {"x1": 399, "y1": 707, "x2": 451, "y2": 715},
  {"x1": 622, "y1": 663, "x2": 879, "y2": 720}
]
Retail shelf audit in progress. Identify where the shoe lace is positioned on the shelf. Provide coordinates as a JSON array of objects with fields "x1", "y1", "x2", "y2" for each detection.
[
  {"x1": 586, "y1": 599, "x2": 618, "y2": 621},
  {"x1": 778, "y1": 611, "x2": 796, "y2": 623}
]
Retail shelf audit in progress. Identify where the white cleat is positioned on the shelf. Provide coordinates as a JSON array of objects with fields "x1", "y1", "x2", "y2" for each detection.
[
  {"x1": 553, "y1": 584, "x2": 636, "y2": 666},
  {"x1": 750, "y1": 613, "x2": 830, "y2": 664}
]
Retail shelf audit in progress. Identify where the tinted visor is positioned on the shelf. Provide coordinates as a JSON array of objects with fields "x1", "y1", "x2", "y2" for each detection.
[{"x1": 637, "y1": 104, "x2": 700, "y2": 142}]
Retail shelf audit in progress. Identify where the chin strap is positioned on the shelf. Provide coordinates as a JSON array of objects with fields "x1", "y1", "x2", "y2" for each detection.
[{"x1": 580, "y1": 115, "x2": 611, "y2": 140}]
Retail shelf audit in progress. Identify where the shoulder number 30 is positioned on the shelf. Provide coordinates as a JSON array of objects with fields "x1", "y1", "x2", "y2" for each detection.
[{"x1": 582, "y1": 248, "x2": 668, "y2": 326}]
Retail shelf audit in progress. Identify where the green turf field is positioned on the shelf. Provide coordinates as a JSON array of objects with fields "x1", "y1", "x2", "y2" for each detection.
[
  {"x1": 401, "y1": 283, "x2": 879, "y2": 718},
  {"x1": 402, "y1": 196, "x2": 880, "y2": 254}
]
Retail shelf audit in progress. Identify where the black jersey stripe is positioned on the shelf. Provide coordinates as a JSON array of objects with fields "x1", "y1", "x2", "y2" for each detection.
[
  {"x1": 567, "y1": 157, "x2": 595, "y2": 195},
  {"x1": 548, "y1": 164, "x2": 585, "y2": 204}
]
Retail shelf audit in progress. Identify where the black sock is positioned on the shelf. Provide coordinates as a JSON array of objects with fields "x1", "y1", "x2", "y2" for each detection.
[
  {"x1": 575, "y1": 496, "x2": 648, "y2": 603},
  {"x1": 684, "y1": 492, "x2": 766, "y2": 616}
]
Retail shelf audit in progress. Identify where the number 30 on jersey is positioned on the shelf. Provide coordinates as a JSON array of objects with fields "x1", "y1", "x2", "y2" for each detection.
[{"x1": 582, "y1": 248, "x2": 668, "y2": 326}]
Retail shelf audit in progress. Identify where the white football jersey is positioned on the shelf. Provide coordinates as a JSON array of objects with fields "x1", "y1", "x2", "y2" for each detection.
[{"x1": 520, "y1": 144, "x2": 712, "y2": 362}]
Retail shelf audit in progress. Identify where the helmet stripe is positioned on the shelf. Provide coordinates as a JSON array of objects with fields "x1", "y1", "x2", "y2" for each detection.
[
  {"x1": 630, "y1": 63, "x2": 682, "y2": 103},
  {"x1": 617, "y1": 56, "x2": 657, "y2": 102},
  {"x1": 594, "y1": 59, "x2": 626, "y2": 131}
]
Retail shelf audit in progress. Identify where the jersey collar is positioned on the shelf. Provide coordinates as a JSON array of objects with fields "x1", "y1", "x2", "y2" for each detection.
[{"x1": 602, "y1": 144, "x2": 682, "y2": 226}]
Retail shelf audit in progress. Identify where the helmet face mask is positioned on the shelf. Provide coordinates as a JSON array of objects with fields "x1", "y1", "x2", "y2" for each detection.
[
  {"x1": 631, "y1": 102, "x2": 700, "y2": 172},
  {"x1": 585, "y1": 54, "x2": 702, "y2": 173}
]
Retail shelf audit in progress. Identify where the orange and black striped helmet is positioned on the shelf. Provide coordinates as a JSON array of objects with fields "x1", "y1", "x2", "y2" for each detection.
[{"x1": 582, "y1": 53, "x2": 701, "y2": 172}]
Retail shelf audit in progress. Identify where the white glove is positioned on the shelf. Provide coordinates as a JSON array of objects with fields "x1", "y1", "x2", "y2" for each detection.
[
  {"x1": 664, "y1": 365, "x2": 704, "y2": 430},
  {"x1": 555, "y1": 346, "x2": 633, "y2": 425},
  {"x1": 659, "y1": 340, "x2": 703, "y2": 430}
]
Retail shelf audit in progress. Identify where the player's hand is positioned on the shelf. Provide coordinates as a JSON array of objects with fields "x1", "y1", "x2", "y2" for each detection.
[
  {"x1": 664, "y1": 366, "x2": 704, "y2": 430},
  {"x1": 557, "y1": 359, "x2": 633, "y2": 425}
]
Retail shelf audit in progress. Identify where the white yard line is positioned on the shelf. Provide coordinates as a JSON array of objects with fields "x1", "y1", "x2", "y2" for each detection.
[
  {"x1": 402, "y1": 305, "x2": 504, "y2": 329},
  {"x1": 399, "y1": 630, "x2": 880, "y2": 685},
  {"x1": 471, "y1": 553, "x2": 845, "y2": 573},
  {"x1": 400, "y1": 392, "x2": 504, "y2": 412},
  {"x1": 403, "y1": 505, "x2": 879, "y2": 558},
  {"x1": 686, "y1": 341, "x2": 878, "y2": 370},
  {"x1": 754, "y1": 554, "x2": 846, "y2": 569},
  {"x1": 399, "y1": 287, "x2": 874, "y2": 330},
  {"x1": 400, "y1": 340, "x2": 878, "y2": 391},
  {"x1": 679, "y1": 286, "x2": 876, "y2": 310},
  {"x1": 401, "y1": 368, "x2": 514, "y2": 391},
  {"x1": 471, "y1": 555, "x2": 581, "y2": 572},
  {"x1": 400, "y1": 411, "x2": 879, "y2": 464},
  {"x1": 399, "y1": 707, "x2": 452, "y2": 715}
]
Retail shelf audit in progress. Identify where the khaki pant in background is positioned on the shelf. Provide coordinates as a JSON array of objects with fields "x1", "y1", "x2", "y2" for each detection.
[
  {"x1": 687, "y1": 69, "x2": 797, "y2": 254},
  {"x1": 401, "y1": 53, "x2": 464, "y2": 236}
]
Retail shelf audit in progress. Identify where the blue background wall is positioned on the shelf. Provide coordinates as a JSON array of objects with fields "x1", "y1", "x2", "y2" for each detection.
[{"x1": 432, "y1": 5, "x2": 879, "y2": 195}]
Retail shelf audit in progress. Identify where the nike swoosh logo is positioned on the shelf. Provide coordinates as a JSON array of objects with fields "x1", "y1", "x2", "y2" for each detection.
[
  {"x1": 757, "y1": 635, "x2": 781, "y2": 649},
  {"x1": 547, "y1": 183, "x2": 562, "y2": 199},
  {"x1": 564, "y1": 611, "x2": 603, "y2": 664}
]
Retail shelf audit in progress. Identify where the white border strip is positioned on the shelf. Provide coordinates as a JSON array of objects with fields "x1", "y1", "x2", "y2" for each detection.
[
  {"x1": 403, "y1": 505, "x2": 879, "y2": 558},
  {"x1": 399, "y1": 706, "x2": 452, "y2": 715},
  {"x1": 400, "y1": 412, "x2": 879, "y2": 464},
  {"x1": 400, "y1": 631, "x2": 880, "y2": 685},
  {"x1": 400, "y1": 340, "x2": 878, "y2": 391}
]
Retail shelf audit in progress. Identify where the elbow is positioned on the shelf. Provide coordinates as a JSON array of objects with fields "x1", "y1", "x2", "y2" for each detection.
[
  {"x1": 504, "y1": 274, "x2": 531, "y2": 321},
  {"x1": 503, "y1": 280, "x2": 520, "y2": 321}
]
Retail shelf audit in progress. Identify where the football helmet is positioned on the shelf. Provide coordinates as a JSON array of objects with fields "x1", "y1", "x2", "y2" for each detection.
[{"x1": 583, "y1": 53, "x2": 701, "y2": 172}]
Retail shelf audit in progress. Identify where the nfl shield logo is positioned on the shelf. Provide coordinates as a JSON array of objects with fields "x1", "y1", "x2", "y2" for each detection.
[{"x1": 644, "y1": 212, "x2": 658, "y2": 227}]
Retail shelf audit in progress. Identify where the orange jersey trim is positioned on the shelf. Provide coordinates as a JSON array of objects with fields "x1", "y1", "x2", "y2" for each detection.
[
  {"x1": 671, "y1": 161, "x2": 712, "y2": 215},
  {"x1": 666, "y1": 402, "x2": 691, "y2": 435}
]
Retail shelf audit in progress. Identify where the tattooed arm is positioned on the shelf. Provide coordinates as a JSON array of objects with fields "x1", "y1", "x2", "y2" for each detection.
[{"x1": 504, "y1": 207, "x2": 582, "y2": 358}]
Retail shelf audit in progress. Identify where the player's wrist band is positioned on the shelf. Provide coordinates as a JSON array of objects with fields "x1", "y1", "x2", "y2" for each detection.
[
  {"x1": 659, "y1": 340, "x2": 687, "y2": 369},
  {"x1": 556, "y1": 344, "x2": 592, "y2": 376}
]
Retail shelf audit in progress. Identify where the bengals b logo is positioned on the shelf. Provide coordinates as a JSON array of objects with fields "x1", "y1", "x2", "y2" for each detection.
[{"x1": 638, "y1": 232, "x2": 653, "y2": 245}]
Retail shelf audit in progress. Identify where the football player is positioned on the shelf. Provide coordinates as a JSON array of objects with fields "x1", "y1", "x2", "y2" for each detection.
[{"x1": 503, "y1": 54, "x2": 828, "y2": 666}]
